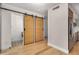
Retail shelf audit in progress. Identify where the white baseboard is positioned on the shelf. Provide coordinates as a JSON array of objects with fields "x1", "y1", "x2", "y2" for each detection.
[{"x1": 48, "y1": 43, "x2": 69, "y2": 54}]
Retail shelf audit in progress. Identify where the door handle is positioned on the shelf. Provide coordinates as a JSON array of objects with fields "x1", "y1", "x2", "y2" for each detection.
[{"x1": 24, "y1": 28, "x2": 25, "y2": 31}]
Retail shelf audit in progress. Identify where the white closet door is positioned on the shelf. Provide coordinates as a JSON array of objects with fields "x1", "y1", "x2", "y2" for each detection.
[
  {"x1": 1, "y1": 10, "x2": 11, "y2": 50},
  {"x1": 11, "y1": 13, "x2": 23, "y2": 42}
]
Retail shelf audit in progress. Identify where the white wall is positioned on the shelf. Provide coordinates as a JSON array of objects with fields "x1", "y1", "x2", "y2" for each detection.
[
  {"x1": 48, "y1": 3, "x2": 68, "y2": 53},
  {"x1": 1, "y1": 9, "x2": 11, "y2": 50},
  {"x1": 11, "y1": 12, "x2": 24, "y2": 42}
]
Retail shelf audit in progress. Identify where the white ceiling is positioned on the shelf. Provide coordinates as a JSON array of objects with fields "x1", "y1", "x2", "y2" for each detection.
[
  {"x1": 6, "y1": 3, "x2": 56, "y2": 16},
  {"x1": 71, "y1": 3, "x2": 79, "y2": 15}
]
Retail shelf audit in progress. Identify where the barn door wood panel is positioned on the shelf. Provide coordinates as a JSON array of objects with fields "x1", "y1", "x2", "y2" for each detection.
[
  {"x1": 24, "y1": 15, "x2": 34, "y2": 45},
  {"x1": 35, "y1": 17, "x2": 44, "y2": 42}
]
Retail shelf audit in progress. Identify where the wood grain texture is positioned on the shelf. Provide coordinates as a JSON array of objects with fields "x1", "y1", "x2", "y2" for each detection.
[
  {"x1": 1, "y1": 41, "x2": 79, "y2": 55},
  {"x1": 69, "y1": 41, "x2": 79, "y2": 55},
  {"x1": 24, "y1": 15, "x2": 34, "y2": 45},
  {"x1": 35, "y1": 17, "x2": 44, "y2": 42},
  {"x1": 0, "y1": 41, "x2": 65, "y2": 55}
]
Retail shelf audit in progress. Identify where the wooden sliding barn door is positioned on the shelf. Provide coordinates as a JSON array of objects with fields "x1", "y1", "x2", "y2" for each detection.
[
  {"x1": 35, "y1": 17, "x2": 44, "y2": 42},
  {"x1": 24, "y1": 15, "x2": 34, "y2": 45}
]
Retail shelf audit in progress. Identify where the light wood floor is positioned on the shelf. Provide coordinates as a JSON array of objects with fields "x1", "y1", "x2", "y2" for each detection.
[
  {"x1": 69, "y1": 41, "x2": 79, "y2": 55},
  {"x1": 0, "y1": 40, "x2": 79, "y2": 55},
  {"x1": 0, "y1": 40, "x2": 65, "y2": 55}
]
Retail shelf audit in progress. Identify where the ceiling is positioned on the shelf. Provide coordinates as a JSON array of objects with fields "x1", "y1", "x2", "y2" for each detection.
[
  {"x1": 71, "y1": 3, "x2": 79, "y2": 15},
  {"x1": 6, "y1": 3, "x2": 56, "y2": 16}
]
